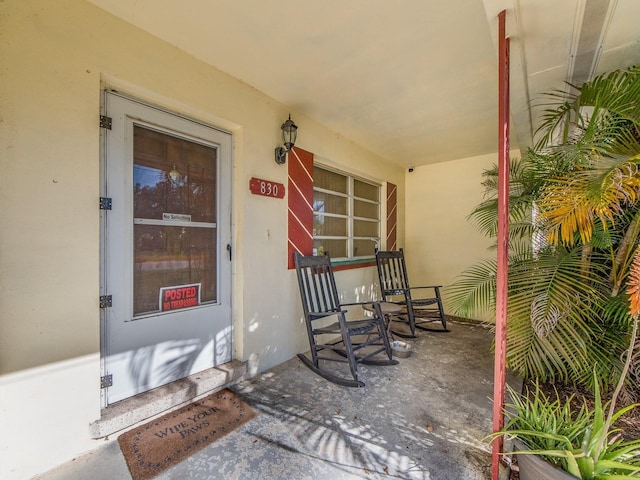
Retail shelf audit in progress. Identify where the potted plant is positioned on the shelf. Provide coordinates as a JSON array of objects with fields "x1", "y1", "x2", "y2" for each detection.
[
  {"x1": 498, "y1": 378, "x2": 640, "y2": 479},
  {"x1": 494, "y1": 257, "x2": 640, "y2": 479}
]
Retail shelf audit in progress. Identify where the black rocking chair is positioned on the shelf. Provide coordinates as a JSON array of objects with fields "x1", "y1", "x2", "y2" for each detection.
[
  {"x1": 375, "y1": 248, "x2": 448, "y2": 336},
  {"x1": 294, "y1": 252, "x2": 398, "y2": 387}
]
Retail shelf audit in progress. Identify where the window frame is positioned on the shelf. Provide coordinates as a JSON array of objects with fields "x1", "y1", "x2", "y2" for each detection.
[{"x1": 312, "y1": 164, "x2": 381, "y2": 262}]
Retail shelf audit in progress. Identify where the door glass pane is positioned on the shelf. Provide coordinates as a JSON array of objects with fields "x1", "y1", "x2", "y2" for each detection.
[
  {"x1": 134, "y1": 225, "x2": 217, "y2": 315},
  {"x1": 133, "y1": 125, "x2": 217, "y2": 316},
  {"x1": 134, "y1": 126, "x2": 217, "y2": 222}
]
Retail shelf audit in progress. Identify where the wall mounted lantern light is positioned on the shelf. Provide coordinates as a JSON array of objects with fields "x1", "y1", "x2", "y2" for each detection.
[
  {"x1": 275, "y1": 114, "x2": 298, "y2": 165},
  {"x1": 167, "y1": 164, "x2": 185, "y2": 186}
]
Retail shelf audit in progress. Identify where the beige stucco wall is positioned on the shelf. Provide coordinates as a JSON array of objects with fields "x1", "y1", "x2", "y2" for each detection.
[
  {"x1": 0, "y1": 1, "x2": 405, "y2": 478},
  {"x1": 403, "y1": 152, "x2": 520, "y2": 321}
]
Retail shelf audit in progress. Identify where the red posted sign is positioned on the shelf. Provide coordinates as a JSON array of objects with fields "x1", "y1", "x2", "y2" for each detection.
[{"x1": 159, "y1": 283, "x2": 201, "y2": 312}]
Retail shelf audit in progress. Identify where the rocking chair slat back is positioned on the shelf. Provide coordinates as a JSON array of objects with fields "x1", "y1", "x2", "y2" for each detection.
[
  {"x1": 296, "y1": 255, "x2": 341, "y2": 316},
  {"x1": 377, "y1": 252, "x2": 410, "y2": 296}
]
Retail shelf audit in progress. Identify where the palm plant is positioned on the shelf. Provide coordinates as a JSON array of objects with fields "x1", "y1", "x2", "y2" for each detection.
[
  {"x1": 492, "y1": 250, "x2": 640, "y2": 479},
  {"x1": 448, "y1": 66, "x2": 640, "y2": 391}
]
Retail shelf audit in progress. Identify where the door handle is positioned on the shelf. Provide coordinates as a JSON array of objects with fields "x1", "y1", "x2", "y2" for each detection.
[{"x1": 226, "y1": 244, "x2": 232, "y2": 261}]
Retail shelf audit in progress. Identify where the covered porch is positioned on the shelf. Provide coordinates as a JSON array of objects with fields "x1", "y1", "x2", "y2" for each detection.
[
  {"x1": 36, "y1": 319, "x2": 520, "y2": 480},
  {"x1": 2, "y1": 1, "x2": 639, "y2": 479}
]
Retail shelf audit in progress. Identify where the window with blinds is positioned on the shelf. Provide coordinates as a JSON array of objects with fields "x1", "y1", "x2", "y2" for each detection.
[{"x1": 313, "y1": 165, "x2": 380, "y2": 260}]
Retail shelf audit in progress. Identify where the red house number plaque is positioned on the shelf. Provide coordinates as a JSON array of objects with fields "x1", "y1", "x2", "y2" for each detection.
[{"x1": 249, "y1": 177, "x2": 285, "y2": 199}]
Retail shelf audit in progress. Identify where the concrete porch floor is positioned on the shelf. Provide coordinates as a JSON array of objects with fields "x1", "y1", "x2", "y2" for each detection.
[{"x1": 35, "y1": 319, "x2": 519, "y2": 480}]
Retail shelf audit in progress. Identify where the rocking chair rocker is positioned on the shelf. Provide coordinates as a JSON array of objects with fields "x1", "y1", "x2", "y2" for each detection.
[
  {"x1": 294, "y1": 252, "x2": 398, "y2": 387},
  {"x1": 376, "y1": 248, "x2": 448, "y2": 337}
]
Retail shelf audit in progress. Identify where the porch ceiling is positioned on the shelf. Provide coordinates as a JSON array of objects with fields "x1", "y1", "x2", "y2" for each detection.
[{"x1": 88, "y1": 0, "x2": 640, "y2": 167}]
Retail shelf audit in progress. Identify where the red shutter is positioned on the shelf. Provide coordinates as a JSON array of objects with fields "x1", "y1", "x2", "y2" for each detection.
[
  {"x1": 386, "y1": 182, "x2": 397, "y2": 250},
  {"x1": 287, "y1": 147, "x2": 314, "y2": 269}
]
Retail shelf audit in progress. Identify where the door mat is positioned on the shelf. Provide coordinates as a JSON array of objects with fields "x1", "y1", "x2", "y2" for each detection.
[{"x1": 118, "y1": 389, "x2": 256, "y2": 480}]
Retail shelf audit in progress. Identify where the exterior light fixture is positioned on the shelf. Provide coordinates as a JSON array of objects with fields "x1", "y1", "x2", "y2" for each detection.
[
  {"x1": 275, "y1": 114, "x2": 298, "y2": 165},
  {"x1": 167, "y1": 164, "x2": 185, "y2": 186}
]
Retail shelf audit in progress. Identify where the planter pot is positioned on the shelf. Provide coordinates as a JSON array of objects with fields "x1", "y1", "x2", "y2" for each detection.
[{"x1": 512, "y1": 440, "x2": 578, "y2": 480}]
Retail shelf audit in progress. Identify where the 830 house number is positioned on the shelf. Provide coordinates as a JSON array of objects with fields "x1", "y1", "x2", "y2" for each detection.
[{"x1": 249, "y1": 177, "x2": 285, "y2": 199}]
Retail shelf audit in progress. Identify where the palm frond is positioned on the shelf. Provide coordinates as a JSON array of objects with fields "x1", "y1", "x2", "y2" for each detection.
[
  {"x1": 578, "y1": 67, "x2": 640, "y2": 125},
  {"x1": 534, "y1": 67, "x2": 640, "y2": 152},
  {"x1": 469, "y1": 195, "x2": 535, "y2": 238},
  {"x1": 445, "y1": 259, "x2": 497, "y2": 318},
  {"x1": 538, "y1": 155, "x2": 640, "y2": 246},
  {"x1": 469, "y1": 159, "x2": 538, "y2": 237},
  {"x1": 627, "y1": 246, "x2": 640, "y2": 318},
  {"x1": 504, "y1": 248, "x2": 611, "y2": 383}
]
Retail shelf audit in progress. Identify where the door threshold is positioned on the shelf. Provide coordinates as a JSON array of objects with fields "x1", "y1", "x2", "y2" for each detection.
[{"x1": 90, "y1": 360, "x2": 247, "y2": 438}]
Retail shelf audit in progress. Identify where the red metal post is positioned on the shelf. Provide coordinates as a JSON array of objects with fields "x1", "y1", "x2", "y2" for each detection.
[{"x1": 492, "y1": 9, "x2": 510, "y2": 480}]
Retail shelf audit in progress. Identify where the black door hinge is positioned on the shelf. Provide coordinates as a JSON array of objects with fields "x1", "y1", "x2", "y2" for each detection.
[
  {"x1": 100, "y1": 115, "x2": 112, "y2": 130},
  {"x1": 99, "y1": 295, "x2": 112, "y2": 308},
  {"x1": 99, "y1": 197, "x2": 112, "y2": 210},
  {"x1": 101, "y1": 374, "x2": 113, "y2": 388}
]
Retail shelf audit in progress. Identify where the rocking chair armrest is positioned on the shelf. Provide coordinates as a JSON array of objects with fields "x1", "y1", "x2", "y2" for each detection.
[
  {"x1": 341, "y1": 301, "x2": 385, "y2": 313},
  {"x1": 308, "y1": 311, "x2": 344, "y2": 320},
  {"x1": 408, "y1": 285, "x2": 443, "y2": 291},
  {"x1": 341, "y1": 301, "x2": 385, "y2": 318},
  {"x1": 340, "y1": 301, "x2": 377, "y2": 307}
]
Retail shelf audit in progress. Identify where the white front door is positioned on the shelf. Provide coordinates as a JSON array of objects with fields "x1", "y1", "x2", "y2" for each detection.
[{"x1": 101, "y1": 92, "x2": 233, "y2": 405}]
